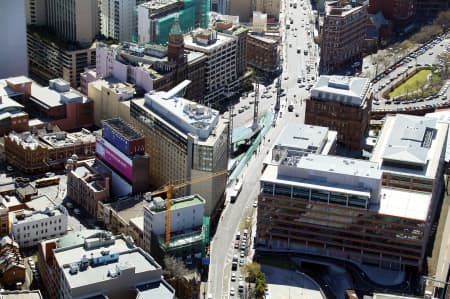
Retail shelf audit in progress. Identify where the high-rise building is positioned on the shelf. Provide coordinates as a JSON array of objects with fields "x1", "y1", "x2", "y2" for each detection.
[
  {"x1": 130, "y1": 81, "x2": 228, "y2": 220},
  {"x1": 0, "y1": 1, "x2": 28, "y2": 78},
  {"x1": 100, "y1": 0, "x2": 136, "y2": 42},
  {"x1": 25, "y1": 0, "x2": 47, "y2": 25},
  {"x1": 46, "y1": 0, "x2": 98, "y2": 44},
  {"x1": 305, "y1": 75, "x2": 372, "y2": 150},
  {"x1": 320, "y1": 0, "x2": 368, "y2": 74},
  {"x1": 138, "y1": 0, "x2": 210, "y2": 45},
  {"x1": 184, "y1": 28, "x2": 238, "y2": 107},
  {"x1": 368, "y1": 0, "x2": 415, "y2": 29}
]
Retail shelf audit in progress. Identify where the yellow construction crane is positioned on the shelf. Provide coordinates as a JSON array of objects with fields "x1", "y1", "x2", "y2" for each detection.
[{"x1": 151, "y1": 169, "x2": 228, "y2": 246}]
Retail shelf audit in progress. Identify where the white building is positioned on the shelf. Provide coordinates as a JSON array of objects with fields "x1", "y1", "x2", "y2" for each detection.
[
  {"x1": 0, "y1": 0, "x2": 28, "y2": 77},
  {"x1": 10, "y1": 196, "x2": 68, "y2": 248},
  {"x1": 184, "y1": 28, "x2": 238, "y2": 106},
  {"x1": 252, "y1": 11, "x2": 267, "y2": 33},
  {"x1": 100, "y1": 0, "x2": 136, "y2": 42}
]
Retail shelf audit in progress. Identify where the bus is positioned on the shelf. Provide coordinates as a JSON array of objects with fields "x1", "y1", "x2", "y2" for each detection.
[
  {"x1": 230, "y1": 181, "x2": 243, "y2": 203},
  {"x1": 35, "y1": 176, "x2": 60, "y2": 188}
]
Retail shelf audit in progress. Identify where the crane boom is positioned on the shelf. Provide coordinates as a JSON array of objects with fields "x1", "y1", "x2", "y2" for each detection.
[{"x1": 151, "y1": 169, "x2": 228, "y2": 246}]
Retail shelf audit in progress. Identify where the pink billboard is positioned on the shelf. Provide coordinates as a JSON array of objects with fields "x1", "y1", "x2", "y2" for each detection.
[{"x1": 96, "y1": 138, "x2": 133, "y2": 182}]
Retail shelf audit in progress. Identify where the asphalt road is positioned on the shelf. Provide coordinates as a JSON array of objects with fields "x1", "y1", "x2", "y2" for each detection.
[{"x1": 207, "y1": 0, "x2": 320, "y2": 297}]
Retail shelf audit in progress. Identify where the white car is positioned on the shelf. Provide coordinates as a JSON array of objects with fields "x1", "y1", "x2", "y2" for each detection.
[
  {"x1": 230, "y1": 287, "x2": 236, "y2": 296},
  {"x1": 253, "y1": 200, "x2": 258, "y2": 208},
  {"x1": 74, "y1": 208, "x2": 81, "y2": 215},
  {"x1": 231, "y1": 272, "x2": 236, "y2": 281}
]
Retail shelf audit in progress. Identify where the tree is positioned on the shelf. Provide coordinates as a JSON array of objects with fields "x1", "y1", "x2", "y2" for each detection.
[
  {"x1": 411, "y1": 25, "x2": 443, "y2": 44},
  {"x1": 241, "y1": 262, "x2": 261, "y2": 282},
  {"x1": 435, "y1": 10, "x2": 450, "y2": 31},
  {"x1": 163, "y1": 255, "x2": 189, "y2": 279}
]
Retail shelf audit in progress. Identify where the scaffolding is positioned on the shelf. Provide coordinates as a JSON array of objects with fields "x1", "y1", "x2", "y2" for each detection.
[{"x1": 156, "y1": 0, "x2": 210, "y2": 44}]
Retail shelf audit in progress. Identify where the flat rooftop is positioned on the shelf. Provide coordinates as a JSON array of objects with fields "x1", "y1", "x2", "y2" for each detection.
[
  {"x1": 280, "y1": 153, "x2": 381, "y2": 179},
  {"x1": 311, "y1": 75, "x2": 371, "y2": 107},
  {"x1": 30, "y1": 80, "x2": 90, "y2": 109},
  {"x1": 105, "y1": 197, "x2": 146, "y2": 222},
  {"x1": 136, "y1": 280, "x2": 175, "y2": 299},
  {"x1": 371, "y1": 114, "x2": 448, "y2": 179},
  {"x1": 103, "y1": 118, "x2": 143, "y2": 141},
  {"x1": 184, "y1": 30, "x2": 235, "y2": 53},
  {"x1": 143, "y1": 84, "x2": 220, "y2": 140},
  {"x1": 274, "y1": 124, "x2": 331, "y2": 152},
  {"x1": 372, "y1": 187, "x2": 431, "y2": 221},
  {"x1": 0, "y1": 290, "x2": 43, "y2": 299},
  {"x1": 149, "y1": 194, "x2": 205, "y2": 213},
  {"x1": 0, "y1": 96, "x2": 24, "y2": 114}
]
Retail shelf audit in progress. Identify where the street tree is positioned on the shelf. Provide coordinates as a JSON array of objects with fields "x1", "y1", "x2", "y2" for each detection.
[
  {"x1": 241, "y1": 262, "x2": 261, "y2": 282},
  {"x1": 435, "y1": 10, "x2": 450, "y2": 31}
]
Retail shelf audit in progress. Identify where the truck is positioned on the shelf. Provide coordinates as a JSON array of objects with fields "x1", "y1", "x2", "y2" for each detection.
[{"x1": 230, "y1": 181, "x2": 243, "y2": 203}]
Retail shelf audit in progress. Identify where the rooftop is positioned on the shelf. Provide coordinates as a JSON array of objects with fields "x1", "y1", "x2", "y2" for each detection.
[
  {"x1": 425, "y1": 110, "x2": 450, "y2": 162},
  {"x1": 143, "y1": 82, "x2": 220, "y2": 140},
  {"x1": 371, "y1": 114, "x2": 448, "y2": 179},
  {"x1": 274, "y1": 124, "x2": 331, "y2": 152},
  {"x1": 0, "y1": 290, "x2": 43, "y2": 299},
  {"x1": 148, "y1": 194, "x2": 205, "y2": 213},
  {"x1": 103, "y1": 118, "x2": 143, "y2": 141},
  {"x1": 30, "y1": 78, "x2": 90, "y2": 109},
  {"x1": 325, "y1": 0, "x2": 367, "y2": 17},
  {"x1": 105, "y1": 196, "x2": 146, "y2": 223},
  {"x1": 0, "y1": 96, "x2": 24, "y2": 114},
  {"x1": 184, "y1": 29, "x2": 236, "y2": 53},
  {"x1": 311, "y1": 75, "x2": 371, "y2": 107},
  {"x1": 248, "y1": 34, "x2": 278, "y2": 44}
]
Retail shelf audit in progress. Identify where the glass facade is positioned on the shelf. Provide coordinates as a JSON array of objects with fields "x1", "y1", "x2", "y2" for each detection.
[{"x1": 256, "y1": 181, "x2": 425, "y2": 269}]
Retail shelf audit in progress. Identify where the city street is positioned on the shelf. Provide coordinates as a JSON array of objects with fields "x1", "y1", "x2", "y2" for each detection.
[{"x1": 207, "y1": 0, "x2": 319, "y2": 298}]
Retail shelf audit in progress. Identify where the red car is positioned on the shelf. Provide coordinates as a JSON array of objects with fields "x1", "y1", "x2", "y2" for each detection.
[{"x1": 234, "y1": 240, "x2": 240, "y2": 249}]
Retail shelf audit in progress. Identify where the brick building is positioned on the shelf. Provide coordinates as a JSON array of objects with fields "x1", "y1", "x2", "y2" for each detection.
[
  {"x1": 305, "y1": 75, "x2": 372, "y2": 150},
  {"x1": 247, "y1": 34, "x2": 280, "y2": 77},
  {"x1": 4, "y1": 127, "x2": 96, "y2": 174},
  {"x1": 368, "y1": 0, "x2": 415, "y2": 29},
  {"x1": 0, "y1": 236, "x2": 25, "y2": 287},
  {"x1": 320, "y1": 0, "x2": 368, "y2": 74}
]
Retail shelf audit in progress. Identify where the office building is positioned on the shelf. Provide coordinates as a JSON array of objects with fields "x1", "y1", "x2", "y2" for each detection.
[
  {"x1": 38, "y1": 232, "x2": 175, "y2": 299},
  {"x1": 66, "y1": 159, "x2": 111, "y2": 218},
  {"x1": 0, "y1": 1, "x2": 28, "y2": 78},
  {"x1": 320, "y1": 0, "x2": 368, "y2": 74},
  {"x1": 101, "y1": 0, "x2": 136, "y2": 42},
  {"x1": 254, "y1": 0, "x2": 281, "y2": 21},
  {"x1": 10, "y1": 195, "x2": 68, "y2": 247},
  {"x1": 5, "y1": 127, "x2": 96, "y2": 174},
  {"x1": 368, "y1": 0, "x2": 415, "y2": 29},
  {"x1": 26, "y1": 0, "x2": 47, "y2": 25},
  {"x1": 228, "y1": 0, "x2": 252, "y2": 22},
  {"x1": 184, "y1": 28, "x2": 238, "y2": 107},
  {"x1": 143, "y1": 195, "x2": 205, "y2": 256},
  {"x1": 87, "y1": 77, "x2": 135, "y2": 127},
  {"x1": 257, "y1": 154, "x2": 423, "y2": 270},
  {"x1": 27, "y1": 27, "x2": 97, "y2": 87},
  {"x1": 0, "y1": 236, "x2": 26, "y2": 287},
  {"x1": 96, "y1": 118, "x2": 150, "y2": 196},
  {"x1": 247, "y1": 33, "x2": 280, "y2": 77},
  {"x1": 211, "y1": 18, "x2": 249, "y2": 77},
  {"x1": 130, "y1": 81, "x2": 228, "y2": 220},
  {"x1": 46, "y1": 0, "x2": 98, "y2": 44},
  {"x1": 305, "y1": 75, "x2": 372, "y2": 150},
  {"x1": 264, "y1": 123, "x2": 337, "y2": 168},
  {"x1": 371, "y1": 114, "x2": 447, "y2": 200}
]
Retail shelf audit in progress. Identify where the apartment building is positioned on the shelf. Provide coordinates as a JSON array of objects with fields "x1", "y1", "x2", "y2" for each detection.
[
  {"x1": 247, "y1": 34, "x2": 280, "y2": 77},
  {"x1": 101, "y1": 0, "x2": 136, "y2": 42},
  {"x1": 184, "y1": 28, "x2": 238, "y2": 107},
  {"x1": 27, "y1": 28, "x2": 97, "y2": 87},
  {"x1": 38, "y1": 232, "x2": 175, "y2": 299},
  {"x1": 130, "y1": 82, "x2": 228, "y2": 221},
  {"x1": 66, "y1": 159, "x2": 111, "y2": 218},
  {"x1": 143, "y1": 195, "x2": 205, "y2": 256},
  {"x1": 46, "y1": 0, "x2": 98, "y2": 44},
  {"x1": 0, "y1": 1, "x2": 28, "y2": 78},
  {"x1": 10, "y1": 196, "x2": 68, "y2": 247},
  {"x1": 320, "y1": 0, "x2": 368, "y2": 74},
  {"x1": 5, "y1": 127, "x2": 96, "y2": 174},
  {"x1": 305, "y1": 75, "x2": 372, "y2": 150}
]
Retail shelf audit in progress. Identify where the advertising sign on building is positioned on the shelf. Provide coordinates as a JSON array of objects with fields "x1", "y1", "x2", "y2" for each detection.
[{"x1": 96, "y1": 138, "x2": 133, "y2": 182}]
